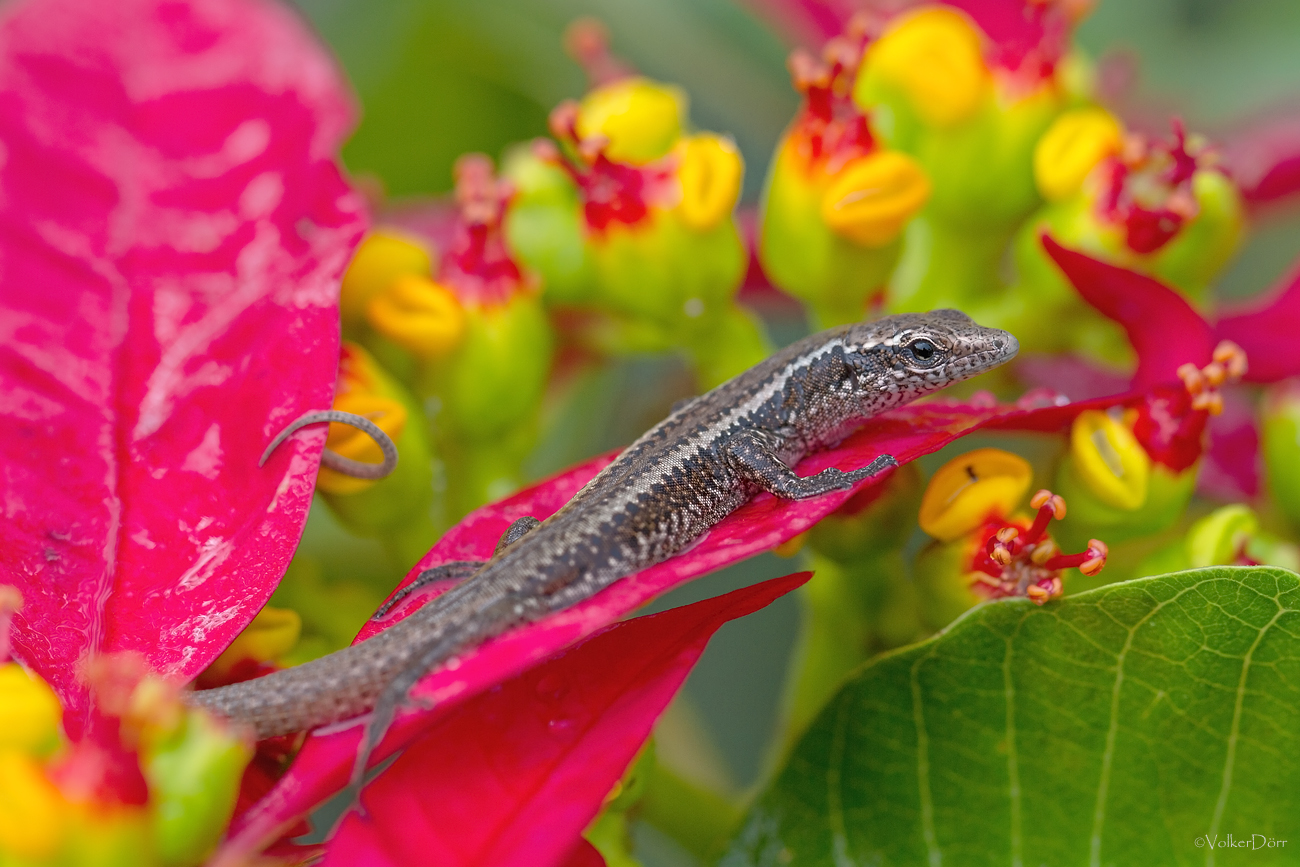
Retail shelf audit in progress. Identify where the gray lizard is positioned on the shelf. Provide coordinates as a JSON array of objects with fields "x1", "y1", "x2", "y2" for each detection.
[{"x1": 189, "y1": 309, "x2": 1017, "y2": 775}]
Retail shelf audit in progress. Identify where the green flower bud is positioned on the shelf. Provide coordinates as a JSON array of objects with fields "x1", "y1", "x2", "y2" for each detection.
[
  {"x1": 143, "y1": 710, "x2": 252, "y2": 867},
  {"x1": 510, "y1": 95, "x2": 765, "y2": 387},
  {"x1": 1263, "y1": 383, "x2": 1300, "y2": 527},
  {"x1": 914, "y1": 537, "x2": 983, "y2": 632},
  {"x1": 425, "y1": 295, "x2": 554, "y2": 519},
  {"x1": 502, "y1": 145, "x2": 594, "y2": 307},
  {"x1": 1185, "y1": 504, "x2": 1258, "y2": 568},
  {"x1": 1136, "y1": 505, "x2": 1300, "y2": 576}
]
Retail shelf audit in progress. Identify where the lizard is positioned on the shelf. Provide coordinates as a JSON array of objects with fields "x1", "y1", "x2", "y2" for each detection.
[{"x1": 188, "y1": 308, "x2": 1018, "y2": 777}]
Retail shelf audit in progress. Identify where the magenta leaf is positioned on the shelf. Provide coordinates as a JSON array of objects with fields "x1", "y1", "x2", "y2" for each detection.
[
  {"x1": 1042, "y1": 235, "x2": 1215, "y2": 389},
  {"x1": 0, "y1": 0, "x2": 363, "y2": 735},
  {"x1": 1214, "y1": 262, "x2": 1300, "y2": 383},
  {"x1": 317, "y1": 573, "x2": 808, "y2": 867}
]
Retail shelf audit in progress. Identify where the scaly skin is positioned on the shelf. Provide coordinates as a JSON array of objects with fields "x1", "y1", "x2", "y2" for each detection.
[{"x1": 189, "y1": 310, "x2": 1017, "y2": 769}]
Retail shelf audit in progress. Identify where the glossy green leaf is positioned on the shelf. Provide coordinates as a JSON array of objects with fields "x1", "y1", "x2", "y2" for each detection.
[{"x1": 724, "y1": 567, "x2": 1300, "y2": 867}]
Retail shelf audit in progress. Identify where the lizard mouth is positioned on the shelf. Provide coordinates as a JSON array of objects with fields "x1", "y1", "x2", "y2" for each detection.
[{"x1": 965, "y1": 331, "x2": 1019, "y2": 373}]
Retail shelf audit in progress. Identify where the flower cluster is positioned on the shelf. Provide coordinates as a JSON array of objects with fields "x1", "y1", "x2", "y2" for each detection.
[{"x1": 0, "y1": 590, "x2": 251, "y2": 867}]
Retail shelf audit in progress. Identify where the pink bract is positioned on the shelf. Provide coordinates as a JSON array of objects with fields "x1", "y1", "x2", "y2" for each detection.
[
  {"x1": 1042, "y1": 236, "x2": 1216, "y2": 389},
  {"x1": 1042, "y1": 236, "x2": 1300, "y2": 494},
  {"x1": 319, "y1": 573, "x2": 809, "y2": 867},
  {"x1": 1216, "y1": 265, "x2": 1300, "y2": 384},
  {"x1": 0, "y1": 0, "x2": 363, "y2": 735}
]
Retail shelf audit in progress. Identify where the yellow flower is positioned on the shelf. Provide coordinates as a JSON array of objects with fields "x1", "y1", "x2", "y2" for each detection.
[
  {"x1": 204, "y1": 606, "x2": 302, "y2": 681},
  {"x1": 317, "y1": 391, "x2": 409, "y2": 496},
  {"x1": 1034, "y1": 107, "x2": 1124, "y2": 201},
  {"x1": 576, "y1": 76, "x2": 686, "y2": 165},
  {"x1": 0, "y1": 750, "x2": 66, "y2": 859},
  {"x1": 340, "y1": 230, "x2": 436, "y2": 330},
  {"x1": 918, "y1": 448, "x2": 1032, "y2": 542},
  {"x1": 862, "y1": 7, "x2": 990, "y2": 129},
  {"x1": 366, "y1": 274, "x2": 467, "y2": 360},
  {"x1": 1069, "y1": 410, "x2": 1150, "y2": 510},
  {"x1": 0, "y1": 664, "x2": 62, "y2": 757},
  {"x1": 820, "y1": 151, "x2": 931, "y2": 246},
  {"x1": 676, "y1": 134, "x2": 743, "y2": 231}
]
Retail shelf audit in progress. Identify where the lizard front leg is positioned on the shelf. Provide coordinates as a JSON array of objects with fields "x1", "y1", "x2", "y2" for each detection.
[{"x1": 723, "y1": 430, "x2": 896, "y2": 500}]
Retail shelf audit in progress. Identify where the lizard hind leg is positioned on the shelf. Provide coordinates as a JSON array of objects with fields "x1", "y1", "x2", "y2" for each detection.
[
  {"x1": 495, "y1": 515, "x2": 541, "y2": 555},
  {"x1": 345, "y1": 628, "x2": 469, "y2": 812},
  {"x1": 369, "y1": 518, "x2": 537, "y2": 622}
]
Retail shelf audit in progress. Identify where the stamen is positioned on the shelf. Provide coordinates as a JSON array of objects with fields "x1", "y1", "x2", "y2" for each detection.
[
  {"x1": 1044, "y1": 539, "x2": 1108, "y2": 575},
  {"x1": 1025, "y1": 576, "x2": 1063, "y2": 605},
  {"x1": 260, "y1": 410, "x2": 398, "y2": 480},
  {"x1": 1191, "y1": 391, "x2": 1224, "y2": 414},
  {"x1": 549, "y1": 103, "x2": 582, "y2": 151},
  {"x1": 1212, "y1": 340, "x2": 1248, "y2": 379},
  {"x1": 964, "y1": 496, "x2": 1106, "y2": 605},
  {"x1": 1024, "y1": 490, "x2": 1064, "y2": 543},
  {"x1": 562, "y1": 17, "x2": 632, "y2": 87},
  {"x1": 989, "y1": 542, "x2": 1014, "y2": 567},
  {"x1": 1177, "y1": 363, "x2": 1205, "y2": 394},
  {"x1": 788, "y1": 48, "x2": 831, "y2": 93},
  {"x1": 1202, "y1": 361, "x2": 1226, "y2": 388},
  {"x1": 1029, "y1": 538, "x2": 1058, "y2": 565}
]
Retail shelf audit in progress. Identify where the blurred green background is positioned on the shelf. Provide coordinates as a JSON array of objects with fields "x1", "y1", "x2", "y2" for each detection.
[{"x1": 287, "y1": 0, "x2": 1300, "y2": 861}]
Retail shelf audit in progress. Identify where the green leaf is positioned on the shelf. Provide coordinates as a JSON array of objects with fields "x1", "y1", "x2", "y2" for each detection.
[{"x1": 723, "y1": 567, "x2": 1300, "y2": 866}]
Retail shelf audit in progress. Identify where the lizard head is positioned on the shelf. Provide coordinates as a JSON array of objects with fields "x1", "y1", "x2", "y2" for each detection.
[{"x1": 841, "y1": 308, "x2": 1019, "y2": 405}]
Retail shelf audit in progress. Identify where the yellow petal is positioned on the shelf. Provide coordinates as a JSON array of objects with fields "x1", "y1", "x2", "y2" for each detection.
[
  {"x1": 0, "y1": 750, "x2": 66, "y2": 859},
  {"x1": 1069, "y1": 410, "x2": 1150, "y2": 510},
  {"x1": 340, "y1": 230, "x2": 435, "y2": 330},
  {"x1": 820, "y1": 151, "x2": 931, "y2": 246},
  {"x1": 919, "y1": 448, "x2": 1033, "y2": 542},
  {"x1": 676, "y1": 134, "x2": 743, "y2": 230},
  {"x1": 0, "y1": 664, "x2": 62, "y2": 757},
  {"x1": 1034, "y1": 107, "x2": 1124, "y2": 201},
  {"x1": 317, "y1": 391, "x2": 409, "y2": 496},
  {"x1": 576, "y1": 76, "x2": 686, "y2": 164},
  {"x1": 365, "y1": 274, "x2": 467, "y2": 360},
  {"x1": 864, "y1": 7, "x2": 989, "y2": 128}
]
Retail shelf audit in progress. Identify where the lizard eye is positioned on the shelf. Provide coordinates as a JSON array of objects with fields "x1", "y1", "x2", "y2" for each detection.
[{"x1": 906, "y1": 339, "x2": 938, "y2": 365}]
